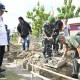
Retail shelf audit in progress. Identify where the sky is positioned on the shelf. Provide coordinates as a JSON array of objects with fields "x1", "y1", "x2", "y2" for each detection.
[{"x1": 0, "y1": 0, "x2": 80, "y2": 32}]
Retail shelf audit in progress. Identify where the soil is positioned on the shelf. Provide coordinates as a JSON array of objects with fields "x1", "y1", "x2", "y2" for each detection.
[{"x1": 4, "y1": 36, "x2": 76, "y2": 80}]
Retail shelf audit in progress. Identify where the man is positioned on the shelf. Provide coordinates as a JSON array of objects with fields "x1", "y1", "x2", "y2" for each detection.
[
  {"x1": 63, "y1": 19, "x2": 70, "y2": 36},
  {"x1": 0, "y1": 3, "x2": 8, "y2": 78},
  {"x1": 5, "y1": 25, "x2": 10, "y2": 52},
  {"x1": 17, "y1": 17, "x2": 32, "y2": 51},
  {"x1": 42, "y1": 16, "x2": 55, "y2": 58},
  {"x1": 53, "y1": 16, "x2": 63, "y2": 53},
  {"x1": 58, "y1": 35, "x2": 80, "y2": 79}
]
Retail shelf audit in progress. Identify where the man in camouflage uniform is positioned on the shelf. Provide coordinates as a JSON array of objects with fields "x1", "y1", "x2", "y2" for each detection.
[
  {"x1": 58, "y1": 35, "x2": 80, "y2": 79},
  {"x1": 42, "y1": 16, "x2": 55, "y2": 58}
]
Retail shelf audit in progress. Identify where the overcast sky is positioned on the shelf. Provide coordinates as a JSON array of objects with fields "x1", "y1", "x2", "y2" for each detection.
[{"x1": 0, "y1": 0, "x2": 80, "y2": 31}]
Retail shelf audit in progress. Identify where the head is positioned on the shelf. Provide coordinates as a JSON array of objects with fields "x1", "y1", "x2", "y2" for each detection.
[
  {"x1": 57, "y1": 15, "x2": 62, "y2": 21},
  {"x1": 18, "y1": 17, "x2": 24, "y2": 24},
  {"x1": 64, "y1": 18, "x2": 68, "y2": 24},
  {"x1": 48, "y1": 16, "x2": 55, "y2": 25},
  {"x1": 58, "y1": 36, "x2": 65, "y2": 45},
  {"x1": 0, "y1": 3, "x2": 7, "y2": 16}
]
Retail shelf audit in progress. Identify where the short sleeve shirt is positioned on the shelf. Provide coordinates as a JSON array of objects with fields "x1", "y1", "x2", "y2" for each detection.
[
  {"x1": 64, "y1": 24, "x2": 70, "y2": 36},
  {"x1": 42, "y1": 22, "x2": 55, "y2": 37}
]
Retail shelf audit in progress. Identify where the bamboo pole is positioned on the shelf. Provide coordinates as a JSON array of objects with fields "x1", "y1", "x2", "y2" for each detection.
[
  {"x1": 31, "y1": 71, "x2": 50, "y2": 80},
  {"x1": 30, "y1": 64, "x2": 78, "y2": 80}
]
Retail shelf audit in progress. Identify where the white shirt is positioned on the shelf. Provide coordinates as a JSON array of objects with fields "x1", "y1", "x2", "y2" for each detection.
[
  {"x1": 0, "y1": 16, "x2": 8, "y2": 45},
  {"x1": 64, "y1": 24, "x2": 70, "y2": 36}
]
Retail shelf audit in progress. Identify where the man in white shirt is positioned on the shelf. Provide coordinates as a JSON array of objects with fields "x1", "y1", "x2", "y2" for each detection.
[
  {"x1": 63, "y1": 19, "x2": 70, "y2": 36},
  {"x1": 0, "y1": 3, "x2": 8, "y2": 78}
]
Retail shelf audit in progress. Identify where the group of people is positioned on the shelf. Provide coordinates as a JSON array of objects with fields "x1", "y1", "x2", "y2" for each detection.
[
  {"x1": 0, "y1": 2, "x2": 80, "y2": 79},
  {"x1": 42, "y1": 15, "x2": 70, "y2": 58},
  {"x1": 42, "y1": 15, "x2": 80, "y2": 79},
  {"x1": 0, "y1": 2, "x2": 32, "y2": 78}
]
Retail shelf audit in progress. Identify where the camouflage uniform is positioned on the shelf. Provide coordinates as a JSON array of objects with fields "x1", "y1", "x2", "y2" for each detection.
[
  {"x1": 42, "y1": 22, "x2": 55, "y2": 57},
  {"x1": 65, "y1": 36, "x2": 80, "y2": 78}
]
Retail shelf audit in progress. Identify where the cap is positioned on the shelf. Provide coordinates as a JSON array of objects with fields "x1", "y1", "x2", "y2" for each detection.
[
  {"x1": 0, "y1": 3, "x2": 7, "y2": 12},
  {"x1": 48, "y1": 16, "x2": 55, "y2": 23}
]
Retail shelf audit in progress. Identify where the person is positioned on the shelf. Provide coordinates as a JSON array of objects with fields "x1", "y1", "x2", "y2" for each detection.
[
  {"x1": 53, "y1": 16, "x2": 63, "y2": 54},
  {"x1": 58, "y1": 35, "x2": 80, "y2": 79},
  {"x1": 5, "y1": 24, "x2": 10, "y2": 52},
  {"x1": 63, "y1": 18, "x2": 70, "y2": 37},
  {"x1": 17, "y1": 17, "x2": 32, "y2": 51},
  {"x1": 0, "y1": 3, "x2": 8, "y2": 78},
  {"x1": 42, "y1": 16, "x2": 55, "y2": 58}
]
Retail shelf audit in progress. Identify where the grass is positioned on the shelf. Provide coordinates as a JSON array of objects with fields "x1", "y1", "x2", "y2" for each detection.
[{"x1": 5, "y1": 70, "x2": 21, "y2": 80}]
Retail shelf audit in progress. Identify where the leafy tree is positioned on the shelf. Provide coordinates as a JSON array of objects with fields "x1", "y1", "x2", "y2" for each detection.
[
  {"x1": 26, "y1": 2, "x2": 49, "y2": 35},
  {"x1": 57, "y1": 0, "x2": 80, "y2": 19}
]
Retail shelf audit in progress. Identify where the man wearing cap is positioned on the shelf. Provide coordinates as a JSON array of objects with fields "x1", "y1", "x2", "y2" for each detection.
[
  {"x1": 58, "y1": 35, "x2": 80, "y2": 79},
  {"x1": 0, "y1": 3, "x2": 8, "y2": 78},
  {"x1": 42, "y1": 16, "x2": 55, "y2": 59}
]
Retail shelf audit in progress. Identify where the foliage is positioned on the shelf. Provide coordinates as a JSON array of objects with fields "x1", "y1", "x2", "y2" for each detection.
[
  {"x1": 26, "y1": 2, "x2": 49, "y2": 35},
  {"x1": 57, "y1": 0, "x2": 80, "y2": 19}
]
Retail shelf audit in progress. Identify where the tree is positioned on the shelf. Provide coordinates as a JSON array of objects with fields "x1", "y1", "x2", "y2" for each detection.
[
  {"x1": 57, "y1": 0, "x2": 80, "y2": 19},
  {"x1": 26, "y1": 2, "x2": 49, "y2": 35}
]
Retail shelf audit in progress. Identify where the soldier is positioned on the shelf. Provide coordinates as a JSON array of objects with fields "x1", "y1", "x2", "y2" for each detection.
[
  {"x1": 42, "y1": 16, "x2": 55, "y2": 58},
  {"x1": 58, "y1": 35, "x2": 80, "y2": 79}
]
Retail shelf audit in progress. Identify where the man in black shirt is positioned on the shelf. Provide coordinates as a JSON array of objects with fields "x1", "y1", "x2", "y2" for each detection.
[
  {"x1": 53, "y1": 16, "x2": 63, "y2": 54},
  {"x1": 17, "y1": 17, "x2": 32, "y2": 51}
]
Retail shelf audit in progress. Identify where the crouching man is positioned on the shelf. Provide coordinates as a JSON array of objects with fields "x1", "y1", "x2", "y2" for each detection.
[{"x1": 58, "y1": 35, "x2": 80, "y2": 79}]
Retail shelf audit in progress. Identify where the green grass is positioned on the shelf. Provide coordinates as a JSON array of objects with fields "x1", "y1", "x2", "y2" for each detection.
[{"x1": 5, "y1": 70, "x2": 21, "y2": 80}]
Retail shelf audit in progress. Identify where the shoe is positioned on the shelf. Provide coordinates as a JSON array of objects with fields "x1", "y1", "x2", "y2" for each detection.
[
  {"x1": 0, "y1": 68, "x2": 5, "y2": 72},
  {"x1": 0, "y1": 73, "x2": 5, "y2": 78},
  {"x1": 25, "y1": 48, "x2": 29, "y2": 52},
  {"x1": 70, "y1": 74, "x2": 78, "y2": 79}
]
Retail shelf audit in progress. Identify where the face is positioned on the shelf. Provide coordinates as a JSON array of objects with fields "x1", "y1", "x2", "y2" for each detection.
[
  {"x1": 59, "y1": 39, "x2": 65, "y2": 45},
  {"x1": 18, "y1": 19, "x2": 24, "y2": 24},
  {"x1": 65, "y1": 19, "x2": 68, "y2": 24},
  {"x1": 0, "y1": 10, "x2": 4, "y2": 16}
]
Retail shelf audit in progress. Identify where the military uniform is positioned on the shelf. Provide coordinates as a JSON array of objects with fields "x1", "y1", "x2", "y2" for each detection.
[
  {"x1": 64, "y1": 36, "x2": 80, "y2": 78},
  {"x1": 42, "y1": 22, "x2": 55, "y2": 57}
]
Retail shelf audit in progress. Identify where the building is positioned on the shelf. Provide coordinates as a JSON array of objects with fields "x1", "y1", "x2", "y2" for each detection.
[{"x1": 68, "y1": 17, "x2": 80, "y2": 35}]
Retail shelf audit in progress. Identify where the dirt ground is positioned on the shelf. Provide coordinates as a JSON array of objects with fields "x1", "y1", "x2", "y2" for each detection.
[{"x1": 4, "y1": 43, "x2": 76, "y2": 80}]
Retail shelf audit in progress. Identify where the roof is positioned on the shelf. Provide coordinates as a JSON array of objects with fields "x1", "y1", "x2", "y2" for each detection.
[{"x1": 67, "y1": 17, "x2": 80, "y2": 25}]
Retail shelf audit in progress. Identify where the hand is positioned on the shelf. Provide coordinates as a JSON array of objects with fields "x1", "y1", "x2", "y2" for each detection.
[
  {"x1": 77, "y1": 59, "x2": 80, "y2": 64},
  {"x1": 48, "y1": 37, "x2": 53, "y2": 40},
  {"x1": 61, "y1": 55, "x2": 65, "y2": 59}
]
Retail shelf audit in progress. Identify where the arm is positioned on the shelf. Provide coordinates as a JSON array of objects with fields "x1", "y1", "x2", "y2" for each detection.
[
  {"x1": 62, "y1": 47, "x2": 68, "y2": 58},
  {"x1": 17, "y1": 25, "x2": 21, "y2": 33},
  {"x1": 27, "y1": 23, "x2": 32, "y2": 34},
  {"x1": 68, "y1": 29, "x2": 70, "y2": 36},
  {"x1": 17, "y1": 25, "x2": 21, "y2": 36},
  {"x1": 68, "y1": 24, "x2": 70, "y2": 36},
  {"x1": 77, "y1": 45, "x2": 80, "y2": 57},
  {"x1": 77, "y1": 45, "x2": 80, "y2": 64}
]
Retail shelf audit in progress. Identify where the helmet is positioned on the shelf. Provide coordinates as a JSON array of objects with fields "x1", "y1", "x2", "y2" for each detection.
[
  {"x1": 0, "y1": 3, "x2": 7, "y2": 12},
  {"x1": 48, "y1": 16, "x2": 55, "y2": 23}
]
